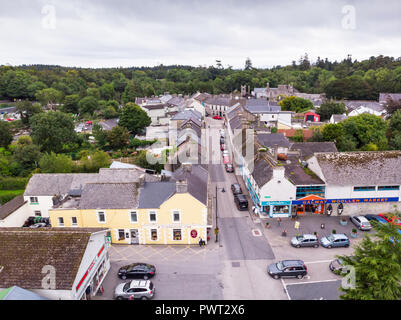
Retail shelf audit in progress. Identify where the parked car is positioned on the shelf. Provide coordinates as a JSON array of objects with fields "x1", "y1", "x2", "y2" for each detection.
[
  {"x1": 222, "y1": 150, "x2": 229, "y2": 157},
  {"x1": 329, "y1": 256, "x2": 356, "y2": 274},
  {"x1": 223, "y1": 155, "x2": 230, "y2": 164},
  {"x1": 378, "y1": 213, "x2": 401, "y2": 226},
  {"x1": 114, "y1": 280, "x2": 155, "y2": 300},
  {"x1": 290, "y1": 234, "x2": 319, "y2": 248},
  {"x1": 220, "y1": 137, "x2": 225, "y2": 144},
  {"x1": 364, "y1": 214, "x2": 388, "y2": 224},
  {"x1": 234, "y1": 194, "x2": 248, "y2": 211},
  {"x1": 231, "y1": 183, "x2": 242, "y2": 195},
  {"x1": 220, "y1": 144, "x2": 226, "y2": 151},
  {"x1": 117, "y1": 263, "x2": 156, "y2": 280},
  {"x1": 29, "y1": 222, "x2": 47, "y2": 228},
  {"x1": 213, "y1": 115, "x2": 222, "y2": 120},
  {"x1": 267, "y1": 260, "x2": 307, "y2": 280},
  {"x1": 225, "y1": 163, "x2": 234, "y2": 172},
  {"x1": 350, "y1": 216, "x2": 372, "y2": 231},
  {"x1": 220, "y1": 129, "x2": 225, "y2": 137},
  {"x1": 320, "y1": 234, "x2": 350, "y2": 249}
]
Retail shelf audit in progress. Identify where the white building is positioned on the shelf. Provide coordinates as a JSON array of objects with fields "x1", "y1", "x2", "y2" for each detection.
[
  {"x1": 0, "y1": 196, "x2": 30, "y2": 227},
  {"x1": 0, "y1": 228, "x2": 110, "y2": 300}
]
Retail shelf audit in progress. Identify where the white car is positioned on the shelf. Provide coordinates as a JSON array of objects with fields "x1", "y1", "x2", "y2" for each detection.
[
  {"x1": 222, "y1": 150, "x2": 229, "y2": 156},
  {"x1": 350, "y1": 216, "x2": 372, "y2": 231}
]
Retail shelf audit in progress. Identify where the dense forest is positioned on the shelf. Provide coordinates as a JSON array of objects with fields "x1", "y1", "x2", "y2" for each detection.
[{"x1": 1, "y1": 54, "x2": 401, "y2": 103}]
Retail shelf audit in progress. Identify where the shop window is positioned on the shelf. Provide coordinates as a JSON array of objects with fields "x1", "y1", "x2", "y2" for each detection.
[
  {"x1": 58, "y1": 217, "x2": 64, "y2": 227},
  {"x1": 173, "y1": 229, "x2": 182, "y2": 241},
  {"x1": 378, "y1": 186, "x2": 400, "y2": 191},
  {"x1": 71, "y1": 217, "x2": 78, "y2": 226},
  {"x1": 30, "y1": 197, "x2": 38, "y2": 204},
  {"x1": 130, "y1": 211, "x2": 138, "y2": 223},
  {"x1": 118, "y1": 229, "x2": 125, "y2": 241},
  {"x1": 272, "y1": 205, "x2": 289, "y2": 214},
  {"x1": 151, "y1": 229, "x2": 158, "y2": 241},
  {"x1": 34, "y1": 211, "x2": 42, "y2": 217}
]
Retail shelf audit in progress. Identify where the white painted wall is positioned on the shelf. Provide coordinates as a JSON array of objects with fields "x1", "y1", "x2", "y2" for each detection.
[
  {"x1": 23, "y1": 196, "x2": 54, "y2": 218},
  {"x1": 259, "y1": 168, "x2": 297, "y2": 202},
  {"x1": 0, "y1": 202, "x2": 30, "y2": 227}
]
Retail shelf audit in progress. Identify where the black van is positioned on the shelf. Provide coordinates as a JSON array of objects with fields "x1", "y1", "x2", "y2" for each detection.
[{"x1": 234, "y1": 194, "x2": 248, "y2": 211}]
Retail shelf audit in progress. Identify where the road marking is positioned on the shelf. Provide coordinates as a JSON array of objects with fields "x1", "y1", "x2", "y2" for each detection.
[
  {"x1": 285, "y1": 279, "x2": 339, "y2": 286},
  {"x1": 281, "y1": 278, "x2": 291, "y2": 300}
]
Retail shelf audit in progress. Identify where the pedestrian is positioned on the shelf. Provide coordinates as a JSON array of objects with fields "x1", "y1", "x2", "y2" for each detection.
[
  {"x1": 199, "y1": 237, "x2": 203, "y2": 247},
  {"x1": 277, "y1": 217, "x2": 281, "y2": 227}
]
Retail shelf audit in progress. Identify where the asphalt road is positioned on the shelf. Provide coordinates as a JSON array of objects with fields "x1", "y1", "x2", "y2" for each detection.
[{"x1": 286, "y1": 280, "x2": 342, "y2": 300}]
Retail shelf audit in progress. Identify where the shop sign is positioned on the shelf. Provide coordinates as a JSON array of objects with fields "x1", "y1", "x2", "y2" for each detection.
[
  {"x1": 292, "y1": 197, "x2": 399, "y2": 205},
  {"x1": 190, "y1": 230, "x2": 198, "y2": 238},
  {"x1": 261, "y1": 201, "x2": 291, "y2": 206},
  {"x1": 76, "y1": 245, "x2": 104, "y2": 292}
]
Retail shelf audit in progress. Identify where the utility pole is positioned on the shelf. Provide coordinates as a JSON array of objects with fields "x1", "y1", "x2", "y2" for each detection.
[{"x1": 215, "y1": 185, "x2": 219, "y2": 242}]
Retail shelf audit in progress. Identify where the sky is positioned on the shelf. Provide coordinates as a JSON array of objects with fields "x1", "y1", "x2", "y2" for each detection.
[{"x1": 0, "y1": 0, "x2": 401, "y2": 69}]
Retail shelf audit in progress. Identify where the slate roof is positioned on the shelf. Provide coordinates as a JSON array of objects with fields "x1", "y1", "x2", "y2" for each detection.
[
  {"x1": 228, "y1": 114, "x2": 242, "y2": 132},
  {"x1": 0, "y1": 196, "x2": 27, "y2": 220},
  {"x1": 24, "y1": 174, "x2": 75, "y2": 196},
  {"x1": 0, "y1": 228, "x2": 107, "y2": 290},
  {"x1": 171, "y1": 110, "x2": 202, "y2": 121},
  {"x1": 345, "y1": 100, "x2": 384, "y2": 112},
  {"x1": 314, "y1": 151, "x2": 401, "y2": 186},
  {"x1": 137, "y1": 182, "x2": 176, "y2": 208},
  {"x1": 79, "y1": 183, "x2": 138, "y2": 209},
  {"x1": 330, "y1": 114, "x2": 348, "y2": 123},
  {"x1": 379, "y1": 93, "x2": 401, "y2": 103},
  {"x1": 172, "y1": 165, "x2": 208, "y2": 205},
  {"x1": 244, "y1": 99, "x2": 281, "y2": 114},
  {"x1": 142, "y1": 104, "x2": 166, "y2": 110},
  {"x1": 290, "y1": 142, "x2": 338, "y2": 160},
  {"x1": 251, "y1": 158, "x2": 273, "y2": 187},
  {"x1": 167, "y1": 96, "x2": 184, "y2": 106},
  {"x1": 257, "y1": 133, "x2": 290, "y2": 148}
]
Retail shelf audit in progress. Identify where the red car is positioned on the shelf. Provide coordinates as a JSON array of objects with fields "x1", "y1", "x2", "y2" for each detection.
[
  {"x1": 223, "y1": 156, "x2": 230, "y2": 164},
  {"x1": 213, "y1": 115, "x2": 222, "y2": 120},
  {"x1": 220, "y1": 144, "x2": 226, "y2": 151},
  {"x1": 378, "y1": 213, "x2": 401, "y2": 225}
]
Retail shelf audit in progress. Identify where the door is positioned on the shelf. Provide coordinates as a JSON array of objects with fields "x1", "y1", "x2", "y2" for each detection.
[{"x1": 130, "y1": 229, "x2": 139, "y2": 245}]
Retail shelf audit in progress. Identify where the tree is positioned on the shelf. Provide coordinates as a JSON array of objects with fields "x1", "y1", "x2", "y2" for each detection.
[
  {"x1": 338, "y1": 209, "x2": 401, "y2": 300},
  {"x1": 12, "y1": 136, "x2": 41, "y2": 173},
  {"x1": 244, "y1": 57, "x2": 253, "y2": 70},
  {"x1": 62, "y1": 94, "x2": 80, "y2": 114},
  {"x1": 317, "y1": 101, "x2": 347, "y2": 121},
  {"x1": 99, "y1": 83, "x2": 115, "y2": 101},
  {"x1": 278, "y1": 96, "x2": 313, "y2": 113},
  {"x1": 39, "y1": 152, "x2": 74, "y2": 173},
  {"x1": 0, "y1": 121, "x2": 13, "y2": 148},
  {"x1": 388, "y1": 110, "x2": 401, "y2": 150},
  {"x1": 92, "y1": 124, "x2": 108, "y2": 149},
  {"x1": 35, "y1": 88, "x2": 63, "y2": 110},
  {"x1": 103, "y1": 106, "x2": 118, "y2": 119},
  {"x1": 78, "y1": 96, "x2": 98, "y2": 116},
  {"x1": 119, "y1": 102, "x2": 151, "y2": 135},
  {"x1": 80, "y1": 150, "x2": 111, "y2": 173},
  {"x1": 16, "y1": 100, "x2": 43, "y2": 125},
  {"x1": 384, "y1": 98, "x2": 401, "y2": 115},
  {"x1": 107, "y1": 126, "x2": 130, "y2": 150},
  {"x1": 29, "y1": 111, "x2": 78, "y2": 153}
]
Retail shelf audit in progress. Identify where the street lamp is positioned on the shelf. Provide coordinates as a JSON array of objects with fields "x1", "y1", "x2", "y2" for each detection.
[{"x1": 215, "y1": 186, "x2": 225, "y2": 242}]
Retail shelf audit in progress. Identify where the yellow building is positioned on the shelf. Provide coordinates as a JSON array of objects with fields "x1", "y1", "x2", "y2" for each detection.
[{"x1": 49, "y1": 165, "x2": 212, "y2": 245}]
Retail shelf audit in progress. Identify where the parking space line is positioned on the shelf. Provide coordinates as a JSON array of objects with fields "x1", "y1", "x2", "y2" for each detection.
[
  {"x1": 281, "y1": 279, "x2": 291, "y2": 300},
  {"x1": 285, "y1": 279, "x2": 339, "y2": 286}
]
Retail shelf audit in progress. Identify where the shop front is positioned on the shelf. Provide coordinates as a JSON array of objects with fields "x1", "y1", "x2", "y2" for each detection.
[
  {"x1": 261, "y1": 201, "x2": 292, "y2": 218},
  {"x1": 292, "y1": 195, "x2": 326, "y2": 215}
]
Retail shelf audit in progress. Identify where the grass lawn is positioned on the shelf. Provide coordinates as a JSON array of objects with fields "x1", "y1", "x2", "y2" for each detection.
[{"x1": 0, "y1": 189, "x2": 24, "y2": 204}]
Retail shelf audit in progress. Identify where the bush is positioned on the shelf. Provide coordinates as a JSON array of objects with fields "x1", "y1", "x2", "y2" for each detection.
[{"x1": 0, "y1": 177, "x2": 28, "y2": 190}]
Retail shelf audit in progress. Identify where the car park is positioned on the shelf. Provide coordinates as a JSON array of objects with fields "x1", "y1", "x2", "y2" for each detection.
[
  {"x1": 225, "y1": 163, "x2": 234, "y2": 172},
  {"x1": 350, "y1": 216, "x2": 372, "y2": 231},
  {"x1": 290, "y1": 234, "x2": 319, "y2": 248},
  {"x1": 320, "y1": 234, "x2": 350, "y2": 248},
  {"x1": 231, "y1": 183, "x2": 242, "y2": 195},
  {"x1": 234, "y1": 194, "x2": 248, "y2": 211},
  {"x1": 114, "y1": 280, "x2": 155, "y2": 300},
  {"x1": 329, "y1": 256, "x2": 356, "y2": 274},
  {"x1": 364, "y1": 214, "x2": 388, "y2": 225},
  {"x1": 117, "y1": 263, "x2": 156, "y2": 280},
  {"x1": 267, "y1": 260, "x2": 307, "y2": 280}
]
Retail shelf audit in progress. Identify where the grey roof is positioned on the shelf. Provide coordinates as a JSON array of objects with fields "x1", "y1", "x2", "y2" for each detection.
[
  {"x1": 137, "y1": 182, "x2": 176, "y2": 208},
  {"x1": 314, "y1": 151, "x2": 401, "y2": 186},
  {"x1": 229, "y1": 114, "x2": 242, "y2": 131},
  {"x1": 290, "y1": 142, "x2": 338, "y2": 159},
  {"x1": 24, "y1": 174, "x2": 75, "y2": 196},
  {"x1": 379, "y1": 93, "x2": 401, "y2": 103},
  {"x1": 171, "y1": 110, "x2": 202, "y2": 121},
  {"x1": 204, "y1": 96, "x2": 232, "y2": 106},
  {"x1": 172, "y1": 165, "x2": 208, "y2": 205},
  {"x1": 331, "y1": 114, "x2": 348, "y2": 123},
  {"x1": 97, "y1": 168, "x2": 158, "y2": 183},
  {"x1": 345, "y1": 100, "x2": 384, "y2": 112},
  {"x1": 244, "y1": 99, "x2": 281, "y2": 114},
  {"x1": 167, "y1": 96, "x2": 185, "y2": 106},
  {"x1": 142, "y1": 103, "x2": 166, "y2": 110},
  {"x1": 0, "y1": 196, "x2": 26, "y2": 220},
  {"x1": 251, "y1": 158, "x2": 273, "y2": 187},
  {"x1": 79, "y1": 183, "x2": 138, "y2": 209},
  {"x1": 257, "y1": 133, "x2": 290, "y2": 148}
]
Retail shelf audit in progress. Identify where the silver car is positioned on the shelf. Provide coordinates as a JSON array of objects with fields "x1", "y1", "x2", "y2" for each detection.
[
  {"x1": 114, "y1": 280, "x2": 155, "y2": 300},
  {"x1": 350, "y1": 216, "x2": 372, "y2": 231},
  {"x1": 290, "y1": 234, "x2": 319, "y2": 248}
]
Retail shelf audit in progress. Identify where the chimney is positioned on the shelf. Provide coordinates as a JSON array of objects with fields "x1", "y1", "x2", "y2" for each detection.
[
  {"x1": 176, "y1": 180, "x2": 188, "y2": 193},
  {"x1": 273, "y1": 144, "x2": 278, "y2": 159},
  {"x1": 138, "y1": 174, "x2": 145, "y2": 188},
  {"x1": 273, "y1": 166, "x2": 285, "y2": 181}
]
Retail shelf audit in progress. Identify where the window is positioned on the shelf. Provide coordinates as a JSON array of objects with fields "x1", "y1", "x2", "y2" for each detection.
[
  {"x1": 130, "y1": 211, "x2": 138, "y2": 223},
  {"x1": 118, "y1": 229, "x2": 125, "y2": 241},
  {"x1": 378, "y1": 186, "x2": 400, "y2": 191},
  {"x1": 173, "y1": 229, "x2": 182, "y2": 241},
  {"x1": 353, "y1": 186, "x2": 376, "y2": 192},
  {"x1": 97, "y1": 211, "x2": 106, "y2": 223},
  {"x1": 172, "y1": 211, "x2": 180, "y2": 223},
  {"x1": 296, "y1": 186, "x2": 325, "y2": 199},
  {"x1": 151, "y1": 229, "x2": 158, "y2": 241},
  {"x1": 58, "y1": 217, "x2": 64, "y2": 227},
  {"x1": 71, "y1": 217, "x2": 77, "y2": 226},
  {"x1": 149, "y1": 211, "x2": 157, "y2": 222},
  {"x1": 34, "y1": 211, "x2": 41, "y2": 217},
  {"x1": 30, "y1": 197, "x2": 38, "y2": 204}
]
